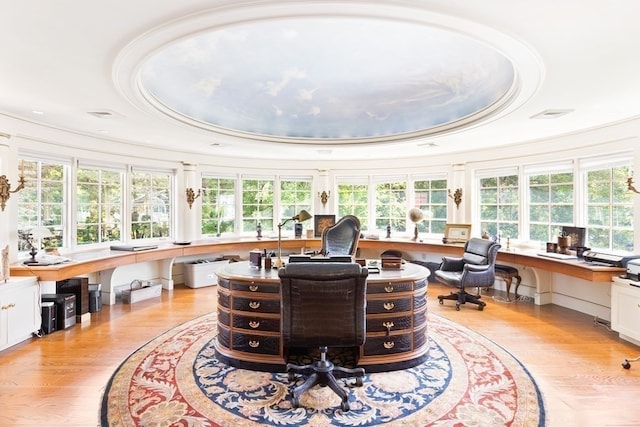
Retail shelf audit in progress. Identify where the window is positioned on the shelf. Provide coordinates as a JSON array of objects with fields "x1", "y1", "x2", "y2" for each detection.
[
  {"x1": 130, "y1": 170, "x2": 172, "y2": 240},
  {"x1": 375, "y1": 180, "x2": 407, "y2": 232},
  {"x1": 584, "y1": 162, "x2": 633, "y2": 251},
  {"x1": 17, "y1": 158, "x2": 67, "y2": 251},
  {"x1": 76, "y1": 167, "x2": 122, "y2": 245},
  {"x1": 202, "y1": 176, "x2": 236, "y2": 236},
  {"x1": 337, "y1": 181, "x2": 369, "y2": 230},
  {"x1": 478, "y1": 170, "x2": 519, "y2": 239},
  {"x1": 242, "y1": 178, "x2": 274, "y2": 233},
  {"x1": 526, "y1": 163, "x2": 574, "y2": 242},
  {"x1": 414, "y1": 177, "x2": 447, "y2": 234},
  {"x1": 280, "y1": 178, "x2": 312, "y2": 231}
]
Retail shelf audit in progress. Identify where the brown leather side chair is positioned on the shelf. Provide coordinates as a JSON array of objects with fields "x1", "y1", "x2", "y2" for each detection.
[
  {"x1": 320, "y1": 215, "x2": 361, "y2": 257},
  {"x1": 279, "y1": 262, "x2": 368, "y2": 411}
]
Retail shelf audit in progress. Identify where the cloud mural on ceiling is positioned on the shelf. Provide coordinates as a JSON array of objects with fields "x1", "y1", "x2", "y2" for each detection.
[{"x1": 140, "y1": 17, "x2": 515, "y2": 140}]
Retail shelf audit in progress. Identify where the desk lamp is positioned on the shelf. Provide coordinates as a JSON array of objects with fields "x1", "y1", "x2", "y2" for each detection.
[
  {"x1": 275, "y1": 209, "x2": 311, "y2": 268},
  {"x1": 20, "y1": 226, "x2": 52, "y2": 265}
]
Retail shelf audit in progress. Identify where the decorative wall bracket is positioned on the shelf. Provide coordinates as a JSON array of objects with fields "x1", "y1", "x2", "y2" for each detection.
[
  {"x1": 0, "y1": 161, "x2": 26, "y2": 212},
  {"x1": 628, "y1": 177, "x2": 640, "y2": 194},
  {"x1": 448, "y1": 188, "x2": 462, "y2": 210},
  {"x1": 186, "y1": 188, "x2": 204, "y2": 209},
  {"x1": 318, "y1": 190, "x2": 330, "y2": 207}
]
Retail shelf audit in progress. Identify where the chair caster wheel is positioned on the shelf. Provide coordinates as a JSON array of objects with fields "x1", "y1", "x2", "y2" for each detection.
[
  {"x1": 355, "y1": 376, "x2": 363, "y2": 387},
  {"x1": 438, "y1": 298, "x2": 443, "y2": 305},
  {"x1": 291, "y1": 396, "x2": 300, "y2": 408},
  {"x1": 341, "y1": 400, "x2": 350, "y2": 412},
  {"x1": 622, "y1": 360, "x2": 631, "y2": 369},
  {"x1": 478, "y1": 304, "x2": 485, "y2": 311},
  {"x1": 455, "y1": 303, "x2": 460, "y2": 311}
]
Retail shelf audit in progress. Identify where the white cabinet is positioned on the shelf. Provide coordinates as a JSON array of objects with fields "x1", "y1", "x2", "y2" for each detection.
[
  {"x1": 611, "y1": 277, "x2": 640, "y2": 346},
  {"x1": 0, "y1": 277, "x2": 40, "y2": 352}
]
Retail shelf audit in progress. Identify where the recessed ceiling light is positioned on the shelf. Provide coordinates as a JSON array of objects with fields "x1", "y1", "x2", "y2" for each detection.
[{"x1": 530, "y1": 109, "x2": 574, "y2": 119}]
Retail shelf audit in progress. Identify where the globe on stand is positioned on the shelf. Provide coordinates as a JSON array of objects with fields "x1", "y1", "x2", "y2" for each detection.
[{"x1": 409, "y1": 208, "x2": 424, "y2": 241}]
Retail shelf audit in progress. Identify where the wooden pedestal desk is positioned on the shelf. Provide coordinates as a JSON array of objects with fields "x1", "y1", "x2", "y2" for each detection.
[{"x1": 214, "y1": 261, "x2": 430, "y2": 372}]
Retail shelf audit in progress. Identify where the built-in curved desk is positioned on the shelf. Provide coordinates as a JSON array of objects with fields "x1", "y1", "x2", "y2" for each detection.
[
  {"x1": 214, "y1": 261, "x2": 430, "y2": 372},
  {"x1": 10, "y1": 238, "x2": 624, "y2": 315}
]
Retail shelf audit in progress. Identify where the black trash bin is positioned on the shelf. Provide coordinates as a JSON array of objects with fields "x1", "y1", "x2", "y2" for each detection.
[{"x1": 88, "y1": 283, "x2": 102, "y2": 312}]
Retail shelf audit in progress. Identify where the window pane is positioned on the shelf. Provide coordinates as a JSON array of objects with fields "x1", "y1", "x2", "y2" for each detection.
[
  {"x1": 77, "y1": 167, "x2": 122, "y2": 245},
  {"x1": 202, "y1": 177, "x2": 236, "y2": 236},
  {"x1": 130, "y1": 170, "x2": 172, "y2": 240}
]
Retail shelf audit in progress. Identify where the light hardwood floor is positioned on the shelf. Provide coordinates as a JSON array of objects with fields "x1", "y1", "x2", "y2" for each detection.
[{"x1": 1, "y1": 281, "x2": 639, "y2": 426}]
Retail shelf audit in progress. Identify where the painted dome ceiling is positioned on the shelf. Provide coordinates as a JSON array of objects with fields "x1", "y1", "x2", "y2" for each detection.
[{"x1": 139, "y1": 17, "x2": 516, "y2": 142}]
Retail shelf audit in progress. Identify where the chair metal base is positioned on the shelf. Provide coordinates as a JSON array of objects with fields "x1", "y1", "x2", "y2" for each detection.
[
  {"x1": 437, "y1": 290, "x2": 486, "y2": 311},
  {"x1": 622, "y1": 355, "x2": 640, "y2": 369},
  {"x1": 286, "y1": 346, "x2": 365, "y2": 411}
]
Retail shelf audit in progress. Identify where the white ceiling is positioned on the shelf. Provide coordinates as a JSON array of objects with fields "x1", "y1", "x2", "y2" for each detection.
[{"x1": 1, "y1": 0, "x2": 640, "y2": 163}]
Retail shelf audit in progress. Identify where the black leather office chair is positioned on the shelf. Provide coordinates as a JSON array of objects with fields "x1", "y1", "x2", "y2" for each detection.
[
  {"x1": 435, "y1": 238, "x2": 501, "y2": 311},
  {"x1": 279, "y1": 262, "x2": 368, "y2": 411},
  {"x1": 321, "y1": 215, "x2": 361, "y2": 257}
]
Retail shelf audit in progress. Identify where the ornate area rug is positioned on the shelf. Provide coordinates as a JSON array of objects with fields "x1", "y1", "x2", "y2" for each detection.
[{"x1": 101, "y1": 313, "x2": 545, "y2": 426}]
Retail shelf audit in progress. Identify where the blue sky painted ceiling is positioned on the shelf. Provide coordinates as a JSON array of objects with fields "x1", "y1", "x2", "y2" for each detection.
[{"x1": 140, "y1": 17, "x2": 515, "y2": 140}]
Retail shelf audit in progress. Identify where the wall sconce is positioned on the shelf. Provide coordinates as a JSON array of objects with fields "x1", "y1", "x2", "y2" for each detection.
[
  {"x1": 186, "y1": 188, "x2": 204, "y2": 209},
  {"x1": 628, "y1": 177, "x2": 640, "y2": 194},
  {"x1": 448, "y1": 188, "x2": 463, "y2": 210},
  {"x1": 0, "y1": 160, "x2": 26, "y2": 212},
  {"x1": 318, "y1": 190, "x2": 330, "y2": 207}
]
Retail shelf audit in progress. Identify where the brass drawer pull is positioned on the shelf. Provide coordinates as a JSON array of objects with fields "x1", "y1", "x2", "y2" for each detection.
[
  {"x1": 382, "y1": 321, "x2": 394, "y2": 331},
  {"x1": 383, "y1": 302, "x2": 395, "y2": 311},
  {"x1": 249, "y1": 301, "x2": 261, "y2": 309},
  {"x1": 249, "y1": 285, "x2": 259, "y2": 292},
  {"x1": 384, "y1": 286, "x2": 394, "y2": 293},
  {"x1": 383, "y1": 341, "x2": 395, "y2": 349},
  {"x1": 249, "y1": 321, "x2": 260, "y2": 329},
  {"x1": 248, "y1": 340, "x2": 260, "y2": 348}
]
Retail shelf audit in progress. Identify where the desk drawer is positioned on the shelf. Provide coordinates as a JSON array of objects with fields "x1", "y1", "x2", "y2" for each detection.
[
  {"x1": 217, "y1": 292, "x2": 230, "y2": 309},
  {"x1": 233, "y1": 333, "x2": 280, "y2": 355},
  {"x1": 367, "y1": 296, "x2": 412, "y2": 314},
  {"x1": 413, "y1": 325, "x2": 428, "y2": 349},
  {"x1": 362, "y1": 332, "x2": 412, "y2": 356},
  {"x1": 218, "y1": 308, "x2": 231, "y2": 327},
  {"x1": 231, "y1": 281, "x2": 280, "y2": 294},
  {"x1": 233, "y1": 296, "x2": 280, "y2": 313},
  {"x1": 366, "y1": 314, "x2": 412, "y2": 333},
  {"x1": 218, "y1": 278, "x2": 230, "y2": 289},
  {"x1": 233, "y1": 314, "x2": 280, "y2": 332},
  {"x1": 368, "y1": 281, "x2": 413, "y2": 294},
  {"x1": 218, "y1": 324, "x2": 231, "y2": 349}
]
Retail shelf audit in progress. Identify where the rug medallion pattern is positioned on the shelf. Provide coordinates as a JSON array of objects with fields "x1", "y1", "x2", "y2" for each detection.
[{"x1": 102, "y1": 313, "x2": 544, "y2": 426}]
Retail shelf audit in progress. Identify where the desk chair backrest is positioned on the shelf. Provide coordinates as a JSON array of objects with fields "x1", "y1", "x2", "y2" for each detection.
[
  {"x1": 279, "y1": 262, "x2": 368, "y2": 348},
  {"x1": 321, "y1": 215, "x2": 361, "y2": 257}
]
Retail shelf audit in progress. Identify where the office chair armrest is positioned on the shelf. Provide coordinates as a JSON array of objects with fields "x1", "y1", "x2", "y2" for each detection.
[
  {"x1": 463, "y1": 264, "x2": 490, "y2": 273},
  {"x1": 440, "y1": 256, "x2": 464, "y2": 271}
]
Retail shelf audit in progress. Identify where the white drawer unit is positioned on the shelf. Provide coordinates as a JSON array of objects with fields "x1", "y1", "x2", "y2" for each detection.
[
  {"x1": 0, "y1": 277, "x2": 40, "y2": 352},
  {"x1": 611, "y1": 277, "x2": 640, "y2": 346}
]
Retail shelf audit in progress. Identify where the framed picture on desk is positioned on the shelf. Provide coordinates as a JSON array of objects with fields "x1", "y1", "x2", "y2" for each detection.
[
  {"x1": 443, "y1": 223, "x2": 472, "y2": 243},
  {"x1": 314, "y1": 215, "x2": 335, "y2": 237},
  {"x1": 562, "y1": 226, "x2": 586, "y2": 249}
]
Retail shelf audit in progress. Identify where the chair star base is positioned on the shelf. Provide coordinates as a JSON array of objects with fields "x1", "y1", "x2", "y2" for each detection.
[
  {"x1": 286, "y1": 346, "x2": 365, "y2": 412},
  {"x1": 438, "y1": 290, "x2": 486, "y2": 311}
]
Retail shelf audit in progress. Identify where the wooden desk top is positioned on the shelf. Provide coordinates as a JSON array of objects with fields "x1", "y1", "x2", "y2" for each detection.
[
  {"x1": 10, "y1": 237, "x2": 623, "y2": 283},
  {"x1": 217, "y1": 259, "x2": 430, "y2": 284}
]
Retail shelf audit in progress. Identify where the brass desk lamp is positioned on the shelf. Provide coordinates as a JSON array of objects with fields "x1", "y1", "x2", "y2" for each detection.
[{"x1": 275, "y1": 210, "x2": 311, "y2": 268}]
